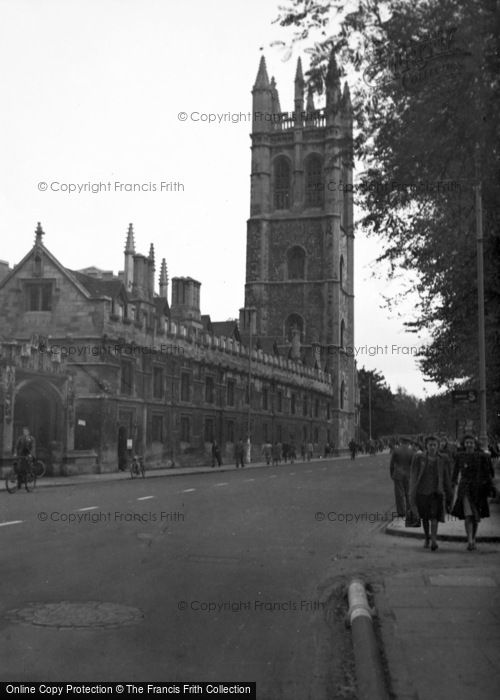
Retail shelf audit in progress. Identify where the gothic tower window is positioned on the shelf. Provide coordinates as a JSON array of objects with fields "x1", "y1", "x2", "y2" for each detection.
[
  {"x1": 305, "y1": 154, "x2": 323, "y2": 207},
  {"x1": 285, "y1": 313, "x2": 304, "y2": 342},
  {"x1": 340, "y1": 380, "x2": 345, "y2": 410},
  {"x1": 340, "y1": 255, "x2": 344, "y2": 288},
  {"x1": 274, "y1": 156, "x2": 291, "y2": 210},
  {"x1": 340, "y1": 319, "x2": 346, "y2": 348},
  {"x1": 287, "y1": 246, "x2": 305, "y2": 279}
]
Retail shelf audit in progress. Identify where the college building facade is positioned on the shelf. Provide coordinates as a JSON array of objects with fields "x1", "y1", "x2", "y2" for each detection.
[{"x1": 0, "y1": 55, "x2": 359, "y2": 474}]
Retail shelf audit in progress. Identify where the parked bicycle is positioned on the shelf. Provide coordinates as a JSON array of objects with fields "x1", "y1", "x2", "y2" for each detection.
[
  {"x1": 5, "y1": 456, "x2": 44, "y2": 493},
  {"x1": 130, "y1": 454, "x2": 145, "y2": 479}
]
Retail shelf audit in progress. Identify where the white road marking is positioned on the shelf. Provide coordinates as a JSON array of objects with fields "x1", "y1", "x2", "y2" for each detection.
[
  {"x1": 77, "y1": 506, "x2": 98, "y2": 511},
  {"x1": 215, "y1": 482, "x2": 228, "y2": 487},
  {"x1": 0, "y1": 520, "x2": 23, "y2": 527},
  {"x1": 243, "y1": 478, "x2": 255, "y2": 482},
  {"x1": 269, "y1": 475, "x2": 277, "y2": 479},
  {"x1": 137, "y1": 496, "x2": 154, "y2": 501},
  {"x1": 182, "y1": 488, "x2": 196, "y2": 493}
]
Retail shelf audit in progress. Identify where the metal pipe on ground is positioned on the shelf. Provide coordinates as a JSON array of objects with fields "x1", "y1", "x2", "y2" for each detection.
[{"x1": 347, "y1": 579, "x2": 389, "y2": 700}]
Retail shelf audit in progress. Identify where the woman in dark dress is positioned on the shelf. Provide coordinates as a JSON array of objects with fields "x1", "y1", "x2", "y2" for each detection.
[
  {"x1": 410, "y1": 436, "x2": 453, "y2": 551},
  {"x1": 451, "y1": 435, "x2": 495, "y2": 550}
]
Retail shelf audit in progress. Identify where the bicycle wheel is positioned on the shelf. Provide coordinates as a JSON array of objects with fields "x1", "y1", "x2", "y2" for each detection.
[
  {"x1": 24, "y1": 471, "x2": 36, "y2": 492},
  {"x1": 5, "y1": 469, "x2": 18, "y2": 493},
  {"x1": 33, "y1": 459, "x2": 46, "y2": 478}
]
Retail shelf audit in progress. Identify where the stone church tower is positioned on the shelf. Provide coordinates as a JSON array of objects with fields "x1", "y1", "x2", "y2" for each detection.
[{"x1": 241, "y1": 53, "x2": 357, "y2": 440}]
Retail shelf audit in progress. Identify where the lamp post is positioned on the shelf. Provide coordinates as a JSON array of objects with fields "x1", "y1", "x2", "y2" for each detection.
[
  {"x1": 474, "y1": 145, "x2": 488, "y2": 450},
  {"x1": 368, "y1": 374, "x2": 372, "y2": 441}
]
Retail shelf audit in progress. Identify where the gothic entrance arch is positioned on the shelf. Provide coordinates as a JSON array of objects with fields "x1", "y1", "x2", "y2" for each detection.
[{"x1": 13, "y1": 380, "x2": 64, "y2": 466}]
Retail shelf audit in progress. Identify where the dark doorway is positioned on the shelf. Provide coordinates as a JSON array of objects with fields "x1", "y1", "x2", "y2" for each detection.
[{"x1": 13, "y1": 381, "x2": 63, "y2": 467}]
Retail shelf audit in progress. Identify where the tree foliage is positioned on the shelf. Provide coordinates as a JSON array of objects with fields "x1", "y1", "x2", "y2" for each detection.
[{"x1": 276, "y1": 0, "x2": 500, "y2": 432}]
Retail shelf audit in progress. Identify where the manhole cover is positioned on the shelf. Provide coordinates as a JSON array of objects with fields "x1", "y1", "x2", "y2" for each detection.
[{"x1": 5, "y1": 601, "x2": 143, "y2": 628}]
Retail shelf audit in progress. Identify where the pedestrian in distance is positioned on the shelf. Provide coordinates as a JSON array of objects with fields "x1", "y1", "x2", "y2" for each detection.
[
  {"x1": 14, "y1": 426, "x2": 36, "y2": 489},
  {"x1": 409, "y1": 435, "x2": 453, "y2": 551},
  {"x1": 348, "y1": 438, "x2": 357, "y2": 460},
  {"x1": 451, "y1": 434, "x2": 496, "y2": 550},
  {"x1": 389, "y1": 437, "x2": 415, "y2": 518},
  {"x1": 211, "y1": 440, "x2": 222, "y2": 468},
  {"x1": 234, "y1": 439, "x2": 245, "y2": 468},
  {"x1": 300, "y1": 442, "x2": 306, "y2": 461},
  {"x1": 261, "y1": 441, "x2": 272, "y2": 465},
  {"x1": 307, "y1": 441, "x2": 313, "y2": 461},
  {"x1": 289, "y1": 440, "x2": 296, "y2": 464},
  {"x1": 272, "y1": 442, "x2": 281, "y2": 467}
]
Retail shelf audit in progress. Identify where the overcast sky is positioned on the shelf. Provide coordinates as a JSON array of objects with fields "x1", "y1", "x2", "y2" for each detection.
[{"x1": 0, "y1": 0, "x2": 441, "y2": 399}]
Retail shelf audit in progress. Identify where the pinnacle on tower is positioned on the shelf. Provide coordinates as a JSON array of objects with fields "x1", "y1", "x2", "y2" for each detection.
[
  {"x1": 294, "y1": 57, "x2": 305, "y2": 114},
  {"x1": 326, "y1": 52, "x2": 341, "y2": 112},
  {"x1": 159, "y1": 258, "x2": 169, "y2": 299},
  {"x1": 306, "y1": 85, "x2": 315, "y2": 113},
  {"x1": 148, "y1": 243, "x2": 155, "y2": 267},
  {"x1": 124, "y1": 223, "x2": 135, "y2": 254},
  {"x1": 270, "y1": 76, "x2": 282, "y2": 113},
  {"x1": 341, "y1": 82, "x2": 352, "y2": 111},
  {"x1": 253, "y1": 55, "x2": 270, "y2": 89},
  {"x1": 34, "y1": 221, "x2": 45, "y2": 245}
]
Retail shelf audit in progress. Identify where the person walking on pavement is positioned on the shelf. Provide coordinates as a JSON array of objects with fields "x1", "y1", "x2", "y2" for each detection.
[
  {"x1": 234, "y1": 439, "x2": 245, "y2": 468},
  {"x1": 272, "y1": 441, "x2": 281, "y2": 467},
  {"x1": 390, "y1": 437, "x2": 415, "y2": 517},
  {"x1": 410, "y1": 435, "x2": 453, "y2": 551},
  {"x1": 14, "y1": 426, "x2": 36, "y2": 489},
  {"x1": 348, "y1": 438, "x2": 357, "y2": 460},
  {"x1": 211, "y1": 440, "x2": 222, "y2": 467},
  {"x1": 451, "y1": 434, "x2": 496, "y2": 550},
  {"x1": 261, "y1": 441, "x2": 272, "y2": 465}
]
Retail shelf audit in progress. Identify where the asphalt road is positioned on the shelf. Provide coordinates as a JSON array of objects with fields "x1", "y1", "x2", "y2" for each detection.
[{"x1": 0, "y1": 453, "x2": 394, "y2": 698}]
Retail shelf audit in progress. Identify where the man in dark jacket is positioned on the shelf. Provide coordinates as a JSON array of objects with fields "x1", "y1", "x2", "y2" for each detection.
[
  {"x1": 14, "y1": 426, "x2": 36, "y2": 489},
  {"x1": 390, "y1": 437, "x2": 415, "y2": 517}
]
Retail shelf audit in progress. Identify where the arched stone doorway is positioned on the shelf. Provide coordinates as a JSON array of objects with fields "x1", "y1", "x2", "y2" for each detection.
[{"x1": 13, "y1": 381, "x2": 64, "y2": 467}]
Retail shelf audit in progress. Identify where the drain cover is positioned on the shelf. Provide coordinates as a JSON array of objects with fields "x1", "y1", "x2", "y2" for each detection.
[{"x1": 6, "y1": 601, "x2": 143, "y2": 629}]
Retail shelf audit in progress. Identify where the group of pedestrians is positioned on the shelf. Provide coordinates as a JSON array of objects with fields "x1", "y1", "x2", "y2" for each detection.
[{"x1": 390, "y1": 435, "x2": 497, "y2": 551}]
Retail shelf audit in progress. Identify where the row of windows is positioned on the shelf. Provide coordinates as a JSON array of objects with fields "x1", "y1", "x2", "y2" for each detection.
[
  {"x1": 123, "y1": 364, "x2": 347, "y2": 410},
  {"x1": 173, "y1": 416, "x2": 323, "y2": 445},
  {"x1": 274, "y1": 155, "x2": 324, "y2": 209}
]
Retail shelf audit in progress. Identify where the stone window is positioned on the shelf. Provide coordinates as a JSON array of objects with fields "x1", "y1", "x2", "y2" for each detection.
[
  {"x1": 302, "y1": 395, "x2": 308, "y2": 416},
  {"x1": 25, "y1": 282, "x2": 52, "y2": 311},
  {"x1": 205, "y1": 376, "x2": 215, "y2": 403},
  {"x1": 121, "y1": 360, "x2": 133, "y2": 395},
  {"x1": 315, "y1": 398, "x2": 319, "y2": 417},
  {"x1": 285, "y1": 313, "x2": 304, "y2": 342},
  {"x1": 287, "y1": 246, "x2": 305, "y2": 280},
  {"x1": 340, "y1": 255, "x2": 344, "y2": 287},
  {"x1": 226, "y1": 420, "x2": 234, "y2": 442},
  {"x1": 277, "y1": 391, "x2": 283, "y2": 413},
  {"x1": 152, "y1": 414, "x2": 163, "y2": 442},
  {"x1": 180, "y1": 372, "x2": 190, "y2": 402},
  {"x1": 180, "y1": 416, "x2": 190, "y2": 442},
  {"x1": 153, "y1": 366, "x2": 164, "y2": 399},
  {"x1": 226, "y1": 379, "x2": 235, "y2": 406},
  {"x1": 204, "y1": 418, "x2": 214, "y2": 442},
  {"x1": 305, "y1": 154, "x2": 323, "y2": 207},
  {"x1": 340, "y1": 380, "x2": 345, "y2": 410},
  {"x1": 291, "y1": 394, "x2": 296, "y2": 415},
  {"x1": 262, "y1": 387, "x2": 269, "y2": 410},
  {"x1": 274, "y1": 156, "x2": 291, "y2": 210},
  {"x1": 340, "y1": 319, "x2": 346, "y2": 348}
]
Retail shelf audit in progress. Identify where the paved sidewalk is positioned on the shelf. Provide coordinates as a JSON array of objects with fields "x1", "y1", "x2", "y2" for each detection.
[
  {"x1": 20, "y1": 451, "x2": 371, "y2": 490},
  {"x1": 378, "y1": 493, "x2": 500, "y2": 699}
]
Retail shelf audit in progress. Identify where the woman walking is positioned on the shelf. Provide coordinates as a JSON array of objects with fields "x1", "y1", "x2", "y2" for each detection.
[
  {"x1": 451, "y1": 435, "x2": 495, "y2": 550},
  {"x1": 409, "y1": 435, "x2": 453, "y2": 551}
]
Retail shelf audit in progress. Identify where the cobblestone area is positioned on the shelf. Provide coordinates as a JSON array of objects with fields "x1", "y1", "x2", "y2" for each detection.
[{"x1": 6, "y1": 601, "x2": 143, "y2": 628}]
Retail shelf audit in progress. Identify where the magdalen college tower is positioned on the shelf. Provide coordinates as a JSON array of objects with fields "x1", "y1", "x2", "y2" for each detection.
[{"x1": 240, "y1": 53, "x2": 357, "y2": 440}]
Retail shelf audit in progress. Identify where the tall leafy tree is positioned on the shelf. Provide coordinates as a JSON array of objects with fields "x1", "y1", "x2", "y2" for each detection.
[{"x1": 276, "y1": 0, "x2": 500, "y2": 433}]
